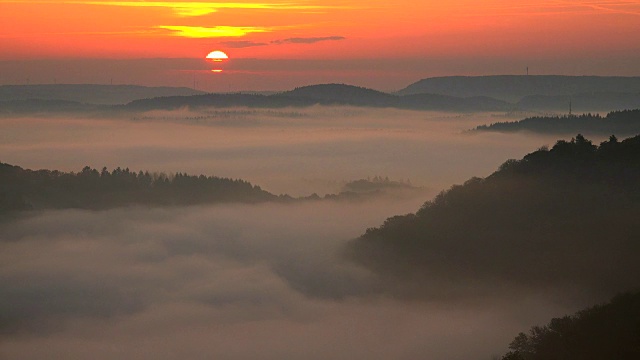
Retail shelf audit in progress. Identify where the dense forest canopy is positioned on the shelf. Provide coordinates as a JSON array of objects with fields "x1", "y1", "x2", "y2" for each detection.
[
  {"x1": 0, "y1": 163, "x2": 420, "y2": 214},
  {"x1": 501, "y1": 290, "x2": 640, "y2": 360},
  {"x1": 0, "y1": 164, "x2": 278, "y2": 212},
  {"x1": 347, "y1": 134, "x2": 640, "y2": 299},
  {"x1": 474, "y1": 109, "x2": 640, "y2": 135}
]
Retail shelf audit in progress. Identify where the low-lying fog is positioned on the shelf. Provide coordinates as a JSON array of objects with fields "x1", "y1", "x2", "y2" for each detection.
[
  {"x1": 0, "y1": 107, "x2": 586, "y2": 196},
  {"x1": 0, "y1": 108, "x2": 606, "y2": 359},
  {"x1": 2, "y1": 202, "x2": 577, "y2": 360}
]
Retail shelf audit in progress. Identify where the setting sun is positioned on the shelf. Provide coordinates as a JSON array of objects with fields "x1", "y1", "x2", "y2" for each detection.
[{"x1": 206, "y1": 50, "x2": 229, "y2": 62}]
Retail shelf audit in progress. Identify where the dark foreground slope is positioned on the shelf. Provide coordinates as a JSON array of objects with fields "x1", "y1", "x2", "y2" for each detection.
[
  {"x1": 0, "y1": 164, "x2": 277, "y2": 212},
  {"x1": 474, "y1": 109, "x2": 640, "y2": 135},
  {"x1": 347, "y1": 134, "x2": 640, "y2": 299},
  {"x1": 501, "y1": 291, "x2": 640, "y2": 360}
]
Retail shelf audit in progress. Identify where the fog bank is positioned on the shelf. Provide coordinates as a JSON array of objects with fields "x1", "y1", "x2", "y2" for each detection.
[{"x1": 0, "y1": 201, "x2": 577, "y2": 360}]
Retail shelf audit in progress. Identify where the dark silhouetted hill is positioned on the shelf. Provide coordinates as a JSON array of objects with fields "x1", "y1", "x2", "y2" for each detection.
[
  {"x1": 0, "y1": 164, "x2": 278, "y2": 212},
  {"x1": 6, "y1": 80, "x2": 638, "y2": 114},
  {"x1": 123, "y1": 92, "x2": 322, "y2": 111},
  {"x1": 0, "y1": 163, "x2": 416, "y2": 214},
  {"x1": 501, "y1": 291, "x2": 640, "y2": 360},
  {"x1": 475, "y1": 109, "x2": 640, "y2": 135},
  {"x1": 398, "y1": 76, "x2": 640, "y2": 102},
  {"x1": 123, "y1": 84, "x2": 511, "y2": 112},
  {"x1": 347, "y1": 134, "x2": 640, "y2": 299},
  {"x1": 280, "y1": 84, "x2": 399, "y2": 106},
  {"x1": 0, "y1": 84, "x2": 204, "y2": 105}
]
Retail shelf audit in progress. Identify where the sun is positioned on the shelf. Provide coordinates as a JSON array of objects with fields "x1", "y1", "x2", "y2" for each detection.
[{"x1": 206, "y1": 50, "x2": 229, "y2": 62}]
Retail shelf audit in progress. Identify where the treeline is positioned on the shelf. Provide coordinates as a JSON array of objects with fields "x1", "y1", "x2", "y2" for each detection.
[
  {"x1": 474, "y1": 109, "x2": 640, "y2": 135},
  {"x1": 347, "y1": 134, "x2": 640, "y2": 298},
  {"x1": 342, "y1": 176, "x2": 413, "y2": 193},
  {"x1": 0, "y1": 164, "x2": 422, "y2": 214},
  {"x1": 501, "y1": 291, "x2": 640, "y2": 360},
  {"x1": 0, "y1": 164, "x2": 278, "y2": 212}
]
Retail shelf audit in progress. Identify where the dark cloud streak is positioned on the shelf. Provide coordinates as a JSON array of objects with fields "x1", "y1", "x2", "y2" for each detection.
[
  {"x1": 220, "y1": 40, "x2": 268, "y2": 48},
  {"x1": 271, "y1": 36, "x2": 346, "y2": 45}
]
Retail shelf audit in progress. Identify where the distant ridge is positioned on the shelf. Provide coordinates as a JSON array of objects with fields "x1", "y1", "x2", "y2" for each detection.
[
  {"x1": 280, "y1": 83, "x2": 398, "y2": 106},
  {"x1": 124, "y1": 83, "x2": 511, "y2": 112},
  {"x1": 0, "y1": 84, "x2": 204, "y2": 105},
  {"x1": 3, "y1": 81, "x2": 637, "y2": 114},
  {"x1": 398, "y1": 76, "x2": 640, "y2": 102}
]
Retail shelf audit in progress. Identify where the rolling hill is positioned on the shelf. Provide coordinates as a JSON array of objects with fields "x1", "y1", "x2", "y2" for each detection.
[{"x1": 398, "y1": 75, "x2": 640, "y2": 102}]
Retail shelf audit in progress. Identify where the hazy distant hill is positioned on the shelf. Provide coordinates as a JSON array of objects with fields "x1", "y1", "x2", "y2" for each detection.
[
  {"x1": 124, "y1": 83, "x2": 512, "y2": 112},
  {"x1": 475, "y1": 109, "x2": 640, "y2": 135},
  {"x1": 398, "y1": 76, "x2": 640, "y2": 102},
  {"x1": 123, "y1": 93, "x2": 320, "y2": 111},
  {"x1": 0, "y1": 99, "x2": 101, "y2": 115},
  {"x1": 4, "y1": 81, "x2": 638, "y2": 114},
  {"x1": 0, "y1": 84, "x2": 204, "y2": 105},
  {"x1": 347, "y1": 134, "x2": 640, "y2": 299},
  {"x1": 517, "y1": 91, "x2": 640, "y2": 112},
  {"x1": 500, "y1": 291, "x2": 640, "y2": 360},
  {"x1": 280, "y1": 84, "x2": 399, "y2": 107},
  {"x1": 400, "y1": 93, "x2": 511, "y2": 111}
]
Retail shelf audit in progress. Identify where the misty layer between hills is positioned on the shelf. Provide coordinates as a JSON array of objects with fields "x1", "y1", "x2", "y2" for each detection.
[
  {"x1": 347, "y1": 134, "x2": 640, "y2": 301},
  {"x1": 1, "y1": 132, "x2": 638, "y2": 360}
]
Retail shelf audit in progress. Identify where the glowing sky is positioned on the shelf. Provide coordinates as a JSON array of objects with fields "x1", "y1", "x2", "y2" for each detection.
[{"x1": 1, "y1": 0, "x2": 639, "y2": 90}]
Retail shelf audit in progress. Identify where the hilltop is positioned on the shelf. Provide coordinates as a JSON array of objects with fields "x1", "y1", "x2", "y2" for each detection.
[{"x1": 124, "y1": 83, "x2": 511, "y2": 112}]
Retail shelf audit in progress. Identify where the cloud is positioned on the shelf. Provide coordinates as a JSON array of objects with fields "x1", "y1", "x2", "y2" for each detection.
[
  {"x1": 221, "y1": 40, "x2": 269, "y2": 48},
  {"x1": 271, "y1": 36, "x2": 346, "y2": 45},
  {"x1": 220, "y1": 36, "x2": 346, "y2": 49},
  {"x1": 157, "y1": 25, "x2": 270, "y2": 38},
  {"x1": 67, "y1": 1, "x2": 350, "y2": 17}
]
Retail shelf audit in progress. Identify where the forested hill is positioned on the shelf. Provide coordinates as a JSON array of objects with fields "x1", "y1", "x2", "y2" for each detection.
[
  {"x1": 347, "y1": 134, "x2": 640, "y2": 299},
  {"x1": 474, "y1": 109, "x2": 640, "y2": 135},
  {"x1": 123, "y1": 84, "x2": 511, "y2": 112},
  {"x1": 500, "y1": 291, "x2": 640, "y2": 360},
  {"x1": 0, "y1": 164, "x2": 278, "y2": 212},
  {"x1": 397, "y1": 75, "x2": 640, "y2": 102}
]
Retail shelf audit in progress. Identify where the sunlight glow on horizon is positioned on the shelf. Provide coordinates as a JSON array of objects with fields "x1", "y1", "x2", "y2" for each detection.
[
  {"x1": 57, "y1": 1, "x2": 351, "y2": 17},
  {"x1": 158, "y1": 25, "x2": 270, "y2": 38},
  {"x1": 1, "y1": 0, "x2": 639, "y2": 85}
]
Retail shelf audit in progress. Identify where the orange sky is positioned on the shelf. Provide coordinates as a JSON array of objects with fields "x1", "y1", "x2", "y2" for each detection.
[{"x1": 1, "y1": 0, "x2": 639, "y2": 90}]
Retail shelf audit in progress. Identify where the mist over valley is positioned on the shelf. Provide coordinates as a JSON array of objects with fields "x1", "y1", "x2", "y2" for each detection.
[{"x1": 1, "y1": 79, "x2": 639, "y2": 360}]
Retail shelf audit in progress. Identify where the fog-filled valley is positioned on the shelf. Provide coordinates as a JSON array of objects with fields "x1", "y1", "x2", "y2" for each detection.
[
  {"x1": 0, "y1": 108, "x2": 575, "y2": 196},
  {"x1": 1, "y1": 106, "x2": 636, "y2": 359}
]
